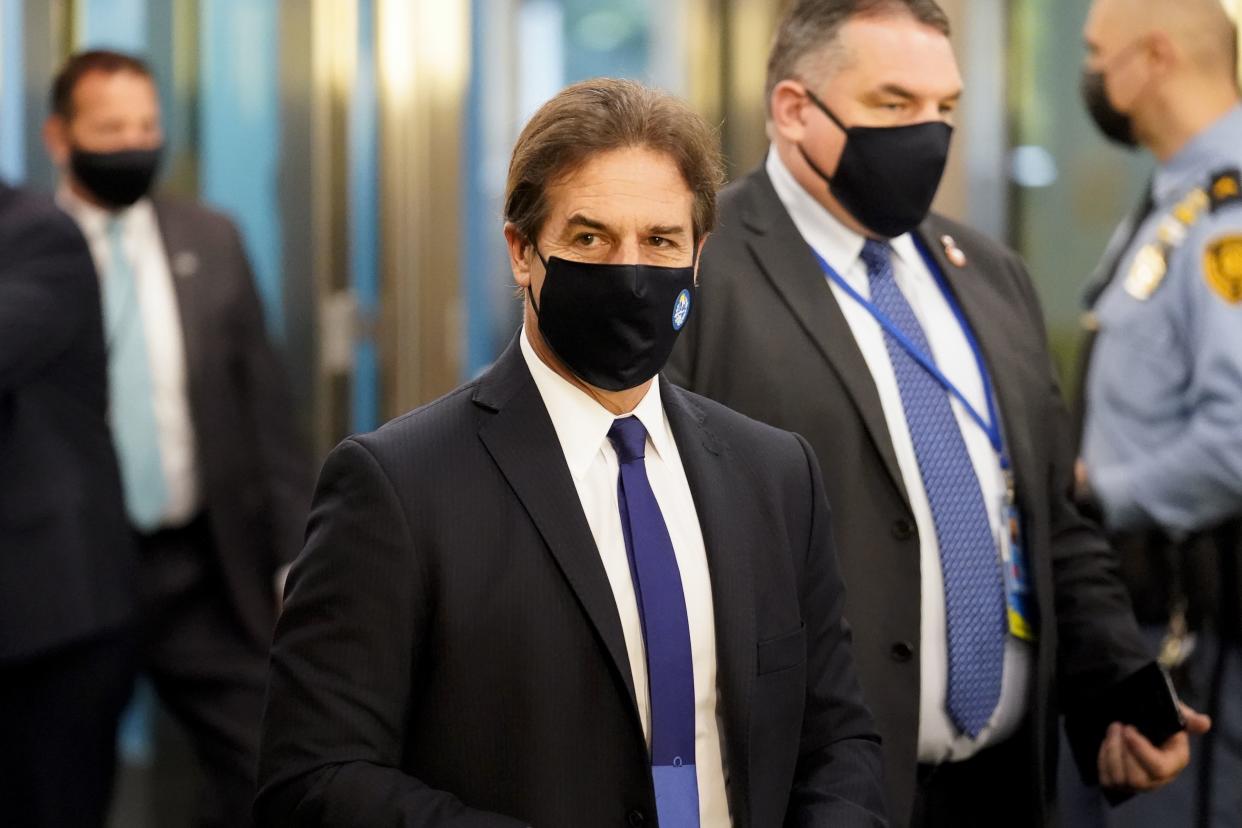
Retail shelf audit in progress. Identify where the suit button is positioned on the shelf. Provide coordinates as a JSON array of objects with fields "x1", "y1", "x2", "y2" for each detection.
[
  {"x1": 891, "y1": 641, "x2": 915, "y2": 662},
  {"x1": 627, "y1": 810, "x2": 645, "y2": 826},
  {"x1": 892, "y1": 519, "x2": 915, "y2": 540}
]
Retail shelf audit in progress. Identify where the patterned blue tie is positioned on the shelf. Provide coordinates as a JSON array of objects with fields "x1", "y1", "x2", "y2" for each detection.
[
  {"x1": 104, "y1": 216, "x2": 168, "y2": 531},
  {"x1": 608, "y1": 417, "x2": 700, "y2": 827},
  {"x1": 861, "y1": 240, "x2": 1005, "y2": 738}
]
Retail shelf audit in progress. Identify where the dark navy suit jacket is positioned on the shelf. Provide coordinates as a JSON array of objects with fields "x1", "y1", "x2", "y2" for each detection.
[
  {"x1": 0, "y1": 182, "x2": 135, "y2": 661},
  {"x1": 257, "y1": 338, "x2": 887, "y2": 827}
]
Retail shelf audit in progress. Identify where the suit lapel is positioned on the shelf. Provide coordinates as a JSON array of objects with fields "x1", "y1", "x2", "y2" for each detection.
[
  {"x1": 152, "y1": 199, "x2": 205, "y2": 389},
  {"x1": 662, "y1": 380, "x2": 756, "y2": 827},
  {"x1": 739, "y1": 171, "x2": 908, "y2": 506},
  {"x1": 475, "y1": 341, "x2": 641, "y2": 725},
  {"x1": 915, "y1": 221, "x2": 1040, "y2": 525}
]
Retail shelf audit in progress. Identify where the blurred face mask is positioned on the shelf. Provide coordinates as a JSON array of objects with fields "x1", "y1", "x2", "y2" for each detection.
[
  {"x1": 70, "y1": 145, "x2": 163, "y2": 209},
  {"x1": 527, "y1": 248, "x2": 695, "y2": 392},
  {"x1": 1080, "y1": 40, "x2": 1147, "y2": 148},
  {"x1": 798, "y1": 89, "x2": 953, "y2": 239}
]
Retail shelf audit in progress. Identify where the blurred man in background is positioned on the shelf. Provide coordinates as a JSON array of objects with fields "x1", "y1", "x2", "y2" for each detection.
[
  {"x1": 668, "y1": 1, "x2": 1208, "y2": 824},
  {"x1": 42, "y1": 50, "x2": 313, "y2": 828},
  {"x1": 1072, "y1": 1, "x2": 1242, "y2": 825},
  {"x1": 0, "y1": 181, "x2": 136, "y2": 827}
]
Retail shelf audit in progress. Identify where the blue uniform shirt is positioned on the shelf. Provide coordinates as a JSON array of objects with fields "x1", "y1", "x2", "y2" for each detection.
[{"x1": 1084, "y1": 105, "x2": 1242, "y2": 537}]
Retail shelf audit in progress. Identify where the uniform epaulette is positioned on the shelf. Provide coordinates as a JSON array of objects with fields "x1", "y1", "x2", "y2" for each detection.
[
  {"x1": 1208, "y1": 167, "x2": 1242, "y2": 213},
  {"x1": 1120, "y1": 186, "x2": 1210, "y2": 301}
]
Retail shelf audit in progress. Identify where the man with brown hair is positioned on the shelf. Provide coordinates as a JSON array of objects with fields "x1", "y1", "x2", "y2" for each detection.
[
  {"x1": 42, "y1": 49, "x2": 312, "y2": 828},
  {"x1": 257, "y1": 78, "x2": 886, "y2": 827},
  {"x1": 668, "y1": 0, "x2": 1207, "y2": 825}
]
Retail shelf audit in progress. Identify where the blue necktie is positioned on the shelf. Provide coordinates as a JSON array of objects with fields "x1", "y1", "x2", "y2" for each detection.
[
  {"x1": 861, "y1": 240, "x2": 1005, "y2": 738},
  {"x1": 104, "y1": 216, "x2": 168, "y2": 531},
  {"x1": 608, "y1": 417, "x2": 700, "y2": 827}
]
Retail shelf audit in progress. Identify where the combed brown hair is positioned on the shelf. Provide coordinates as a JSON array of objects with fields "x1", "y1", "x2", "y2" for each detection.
[
  {"x1": 51, "y1": 49, "x2": 154, "y2": 120},
  {"x1": 765, "y1": 0, "x2": 951, "y2": 105},
  {"x1": 504, "y1": 78, "x2": 725, "y2": 245}
]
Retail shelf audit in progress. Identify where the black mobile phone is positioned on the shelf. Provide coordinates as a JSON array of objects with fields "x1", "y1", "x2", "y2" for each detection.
[
  {"x1": 1113, "y1": 662, "x2": 1187, "y2": 745},
  {"x1": 1065, "y1": 662, "x2": 1187, "y2": 791}
]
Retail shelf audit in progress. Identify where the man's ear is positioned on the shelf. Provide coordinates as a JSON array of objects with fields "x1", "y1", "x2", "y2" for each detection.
[
  {"x1": 1145, "y1": 31, "x2": 1178, "y2": 79},
  {"x1": 43, "y1": 115, "x2": 71, "y2": 168},
  {"x1": 504, "y1": 222, "x2": 533, "y2": 289},
  {"x1": 692, "y1": 233, "x2": 710, "y2": 286},
  {"x1": 769, "y1": 79, "x2": 812, "y2": 145}
]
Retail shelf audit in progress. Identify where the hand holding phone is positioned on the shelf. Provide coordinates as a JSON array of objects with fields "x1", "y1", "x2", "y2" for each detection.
[{"x1": 1065, "y1": 663, "x2": 1211, "y2": 801}]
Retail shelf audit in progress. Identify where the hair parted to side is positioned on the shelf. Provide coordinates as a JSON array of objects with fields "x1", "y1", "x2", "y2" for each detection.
[
  {"x1": 765, "y1": 0, "x2": 951, "y2": 105},
  {"x1": 51, "y1": 50, "x2": 154, "y2": 121},
  {"x1": 504, "y1": 78, "x2": 725, "y2": 246}
]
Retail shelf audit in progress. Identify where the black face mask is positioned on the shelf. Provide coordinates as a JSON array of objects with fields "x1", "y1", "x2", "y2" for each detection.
[
  {"x1": 798, "y1": 90, "x2": 952, "y2": 239},
  {"x1": 528, "y1": 251, "x2": 695, "y2": 392},
  {"x1": 1081, "y1": 70, "x2": 1139, "y2": 148},
  {"x1": 70, "y1": 146, "x2": 163, "y2": 209}
]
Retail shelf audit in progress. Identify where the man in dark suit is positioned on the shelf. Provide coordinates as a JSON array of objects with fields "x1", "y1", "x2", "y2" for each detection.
[
  {"x1": 257, "y1": 78, "x2": 886, "y2": 828},
  {"x1": 41, "y1": 50, "x2": 312, "y2": 827},
  {"x1": 666, "y1": 1, "x2": 1208, "y2": 825},
  {"x1": 0, "y1": 181, "x2": 137, "y2": 826}
]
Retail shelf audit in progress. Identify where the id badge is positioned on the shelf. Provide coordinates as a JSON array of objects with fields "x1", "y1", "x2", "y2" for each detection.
[{"x1": 1000, "y1": 478, "x2": 1037, "y2": 642}]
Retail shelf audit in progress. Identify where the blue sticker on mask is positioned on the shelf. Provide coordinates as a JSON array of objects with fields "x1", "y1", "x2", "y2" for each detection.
[{"x1": 672, "y1": 289, "x2": 691, "y2": 330}]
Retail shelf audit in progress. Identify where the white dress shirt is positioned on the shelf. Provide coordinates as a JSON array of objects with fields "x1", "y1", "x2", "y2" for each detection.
[
  {"x1": 766, "y1": 148, "x2": 1032, "y2": 763},
  {"x1": 59, "y1": 188, "x2": 202, "y2": 529},
  {"x1": 520, "y1": 329, "x2": 731, "y2": 825}
]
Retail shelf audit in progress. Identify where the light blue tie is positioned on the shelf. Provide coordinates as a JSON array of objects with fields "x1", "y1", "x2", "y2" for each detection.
[
  {"x1": 104, "y1": 216, "x2": 167, "y2": 531},
  {"x1": 861, "y1": 239, "x2": 1005, "y2": 738}
]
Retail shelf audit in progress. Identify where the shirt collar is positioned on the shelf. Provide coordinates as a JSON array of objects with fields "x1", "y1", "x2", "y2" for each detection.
[
  {"x1": 56, "y1": 184, "x2": 153, "y2": 239},
  {"x1": 765, "y1": 145, "x2": 921, "y2": 277},
  {"x1": 1153, "y1": 104, "x2": 1242, "y2": 205},
  {"x1": 519, "y1": 327, "x2": 674, "y2": 480}
]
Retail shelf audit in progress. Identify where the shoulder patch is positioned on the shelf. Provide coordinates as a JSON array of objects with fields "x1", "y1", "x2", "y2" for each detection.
[
  {"x1": 1209, "y1": 168, "x2": 1242, "y2": 213},
  {"x1": 1204, "y1": 235, "x2": 1242, "y2": 304}
]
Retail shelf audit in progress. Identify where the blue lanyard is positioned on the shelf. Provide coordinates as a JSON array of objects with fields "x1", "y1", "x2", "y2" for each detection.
[{"x1": 812, "y1": 239, "x2": 1011, "y2": 472}]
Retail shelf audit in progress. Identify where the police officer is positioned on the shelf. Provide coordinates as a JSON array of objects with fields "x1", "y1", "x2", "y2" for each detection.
[{"x1": 1077, "y1": 0, "x2": 1242, "y2": 825}]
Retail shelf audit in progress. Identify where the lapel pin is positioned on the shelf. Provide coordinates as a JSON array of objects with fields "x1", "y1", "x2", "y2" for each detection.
[
  {"x1": 172, "y1": 251, "x2": 199, "y2": 279},
  {"x1": 940, "y1": 234, "x2": 968, "y2": 268}
]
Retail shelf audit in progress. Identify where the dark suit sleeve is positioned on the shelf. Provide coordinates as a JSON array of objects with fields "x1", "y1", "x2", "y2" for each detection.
[
  {"x1": 0, "y1": 202, "x2": 95, "y2": 390},
  {"x1": 256, "y1": 438, "x2": 527, "y2": 828},
  {"x1": 786, "y1": 433, "x2": 888, "y2": 827},
  {"x1": 225, "y1": 222, "x2": 314, "y2": 568},
  {"x1": 1007, "y1": 252, "x2": 1153, "y2": 784}
]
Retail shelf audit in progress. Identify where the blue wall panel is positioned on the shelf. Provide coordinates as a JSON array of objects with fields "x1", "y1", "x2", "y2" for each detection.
[
  {"x1": 0, "y1": 0, "x2": 23, "y2": 181},
  {"x1": 78, "y1": 0, "x2": 148, "y2": 51},
  {"x1": 463, "y1": 0, "x2": 492, "y2": 378},
  {"x1": 199, "y1": 0, "x2": 284, "y2": 337},
  {"x1": 350, "y1": 0, "x2": 380, "y2": 432}
]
